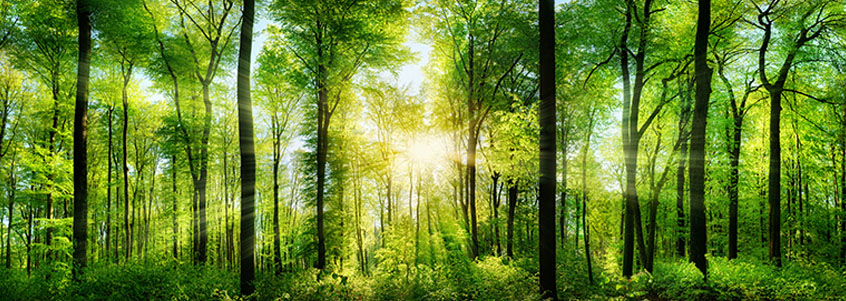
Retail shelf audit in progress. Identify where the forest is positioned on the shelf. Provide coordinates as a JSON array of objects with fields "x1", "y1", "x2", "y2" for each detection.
[{"x1": 0, "y1": 0, "x2": 845, "y2": 299}]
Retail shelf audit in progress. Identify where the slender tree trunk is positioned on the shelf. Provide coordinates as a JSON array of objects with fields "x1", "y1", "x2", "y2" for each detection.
[
  {"x1": 272, "y1": 134, "x2": 281, "y2": 274},
  {"x1": 507, "y1": 180, "x2": 517, "y2": 258},
  {"x1": 581, "y1": 119, "x2": 594, "y2": 284},
  {"x1": 106, "y1": 108, "x2": 113, "y2": 262},
  {"x1": 538, "y1": 0, "x2": 557, "y2": 298},
  {"x1": 172, "y1": 156, "x2": 178, "y2": 259},
  {"x1": 676, "y1": 137, "x2": 688, "y2": 258},
  {"x1": 198, "y1": 83, "x2": 211, "y2": 265},
  {"x1": 840, "y1": 106, "x2": 845, "y2": 264},
  {"x1": 316, "y1": 39, "x2": 328, "y2": 270},
  {"x1": 728, "y1": 119, "x2": 741, "y2": 259},
  {"x1": 5, "y1": 172, "x2": 13, "y2": 269},
  {"x1": 468, "y1": 123, "x2": 479, "y2": 258},
  {"x1": 72, "y1": 0, "x2": 91, "y2": 279},
  {"x1": 560, "y1": 124, "x2": 568, "y2": 247},
  {"x1": 122, "y1": 66, "x2": 132, "y2": 261},
  {"x1": 689, "y1": 0, "x2": 711, "y2": 278}
]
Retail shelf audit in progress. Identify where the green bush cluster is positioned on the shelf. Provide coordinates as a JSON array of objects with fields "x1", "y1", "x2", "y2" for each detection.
[
  {"x1": 590, "y1": 256, "x2": 846, "y2": 300},
  {"x1": 67, "y1": 261, "x2": 238, "y2": 301},
  {"x1": 2, "y1": 256, "x2": 844, "y2": 300}
]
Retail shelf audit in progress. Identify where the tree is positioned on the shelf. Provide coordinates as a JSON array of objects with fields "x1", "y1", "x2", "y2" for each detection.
[
  {"x1": 0, "y1": 54, "x2": 24, "y2": 270},
  {"x1": 12, "y1": 0, "x2": 77, "y2": 255},
  {"x1": 171, "y1": 0, "x2": 238, "y2": 264},
  {"x1": 272, "y1": 0, "x2": 409, "y2": 269},
  {"x1": 72, "y1": 0, "x2": 91, "y2": 280},
  {"x1": 750, "y1": 0, "x2": 841, "y2": 268},
  {"x1": 255, "y1": 27, "x2": 301, "y2": 274},
  {"x1": 618, "y1": 0, "x2": 678, "y2": 276},
  {"x1": 538, "y1": 0, "x2": 557, "y2": 298},
  {"x1": 688, "y1": 0, "x2": 711, "y2": 278},
  {"x1": 237, "y1": 0, "x2": 255, "y2": 294}
]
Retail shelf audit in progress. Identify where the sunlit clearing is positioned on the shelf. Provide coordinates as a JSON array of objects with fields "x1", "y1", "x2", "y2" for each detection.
[{"x1": 406, "y1": 135, "x2": 448, "y2": 168}]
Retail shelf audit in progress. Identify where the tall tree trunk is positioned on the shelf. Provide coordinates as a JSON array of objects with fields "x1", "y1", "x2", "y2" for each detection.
[
  {"x1": 272, "y1": 131, "x2": 281, "y2": 274},
  {"x1": 468, "y1": 122, "x2": 479, "y2": 258},
  {"x1": 107, "y1": 107, "x2": 113, "y2": 262},
  {"x1": 72, "y1": 0, "x2": 91, "y2": 279},
  {"x1": 560, "y1": 123, "x2": 568, "y2": 248},
  {"x1": 727, "y1": 114, "x2": 742, "y2": 259},
  {"x1": 581, "y1": 113, "x2": 595, "y2": 284},
  {"x1": 316, "y1": 39, "x2": 328, "y2": 270},
  {"x1": 122, "y1": 65, "x2": 132, "y2": 262},
  {"x1": 493, "y1": 176, "x2": 501, "y2": 255},
  {"x1": 689, "y1": 0, "x2": 711, "y2": 278},
  {"x1": 767, "y1": 89, "x2": 783, "y2": 267},
  {"x1": 237, "y1": 0, "x2": 256, "y2": 294},
  {"x1": 198, "y1": 82, "x2": 211, "y2": 265},
  {"x1": 172, "y1": 156, "x2": 178, "y2": 259},
  {"x1": 4, "y1": 201, "x2": 10, "y2": 269},
  {"x1": 840, "y1": 105, "x2": 845, "y2": 264},
  {"x1": 538, "y1": 0, "x2": 557, "y2": 298},
  {"x1": 507, "y1": 180, "x2": 517, "y2": 258},
  {"x1": 5, "y1": 164, "x2": 14, "y2": 269},
  {"x1": 676, "y1": 136, "x2": 688, "y2": 258}
]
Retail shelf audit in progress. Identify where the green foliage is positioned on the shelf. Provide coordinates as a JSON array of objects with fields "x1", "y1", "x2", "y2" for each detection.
[{"x1": 65, "y1": 261, "x2": 237, "y2": 301}]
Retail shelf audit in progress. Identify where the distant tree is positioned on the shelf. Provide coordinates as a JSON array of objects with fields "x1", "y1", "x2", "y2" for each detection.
[{"x1": 271, "y1": 0, "x2": 410, "y2": 269}]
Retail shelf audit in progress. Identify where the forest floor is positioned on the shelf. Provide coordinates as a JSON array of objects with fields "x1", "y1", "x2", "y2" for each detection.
[{"x1": 1, "y1": 253, "x2": 844, "y2": 300}]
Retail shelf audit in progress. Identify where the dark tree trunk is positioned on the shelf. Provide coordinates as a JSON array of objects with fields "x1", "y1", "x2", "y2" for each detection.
[
  {"x1": 560, "y1": 123, "x2": 568, "y2": 248},
  {"x1": 507, "y1": 180, "x2": 517, "y2": 258},
  {"x1": 198, "y1": 83, "x2": 211, "y2": 265},
  {"x1": 237, "y1": 0, "x2": 256, "y2": 294},
  {"x1": 468, "y1": 126, "x2": 479, "y2": 258},
  {"x1": 272, "y1": 126, "x2": 281, "y2": 275},
  {"x1": 5, "y1": 194, "x2": 11, "y2": 269},
  {"x1": 72, "y1": 0, "x2": 91, "y2": 280},
  {"x1": 676, "y1": 134, "x2": 688, "y2": 258},
  {"x1": 841, "y1": 106, "x2": 846, "y2": 264},
  {"x1": 106, "y1": 107, "x2": 114, "y2": 262},
  {"x1": 122, "y1": 66, "x2": 132, "y2": 262},
  {"x1": 172, "y1": 156, "x2": 178, "y2": 259},
  {"x1": 689, "y1": 0, "x2": 711, "y2": 278},
  {"x1": 538, "y1": 0, "x2": 557, "y2": 298},
  {"x1": 316, "y1": 62, "x2": 327, "y2": 270},
  {"x1": 726, "y1": 99, "x2": 743, "y2": 260},
  {"x1": 5, "y1": 162, "x2": 15, "y2": 269},
  {"x1": 581, "y1": 109, "x2": 596, "y2": 284},
  {"x1": 620, "y1": 1, "x2": 651, "y2": 277}
]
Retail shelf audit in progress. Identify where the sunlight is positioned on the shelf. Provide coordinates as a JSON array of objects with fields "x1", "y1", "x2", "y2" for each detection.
[{"x1": 406, "y1": 135, "x2": 448, "y2": 168}]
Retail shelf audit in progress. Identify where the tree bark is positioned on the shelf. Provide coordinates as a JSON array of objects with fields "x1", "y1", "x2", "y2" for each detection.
[
  {"x1": 121, "y1": 63, "x2": 133, "y2": 262},
  {"x1": 316, "y1": 53, "x2": 327, "y2": 270},
  {"x1": 689, "y1": 0, "x2": 711, "y2": 278},
  {"x1": 237, "y1": 0, "x2": 256, "y2": 294},
  {"x1": 676, "y1": 127, "x2": 688, "y2": 258},
  {"x1": 560, "y1": 122, "x2": 568, "y2": 248},
  {"x1": 72, "y1": 0, "x2": 91, "y2": 279},
  {"x1": 272, "y1": 116, "x2": 281, "y2": 274},
  {"x1": 507, "y1": 179, "x2": 517, "y2": 258},
  {"x1": 538, "y1": 0, "x2": 557, "y2": 298},
  {"x1": 581, "y1": 107, "x2": 596, "y2": 284}
]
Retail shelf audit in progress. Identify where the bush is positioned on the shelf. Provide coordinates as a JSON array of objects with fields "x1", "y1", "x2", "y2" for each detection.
[{"x1": 66, "y1": 260, "x2": 238, "y2": 301}]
